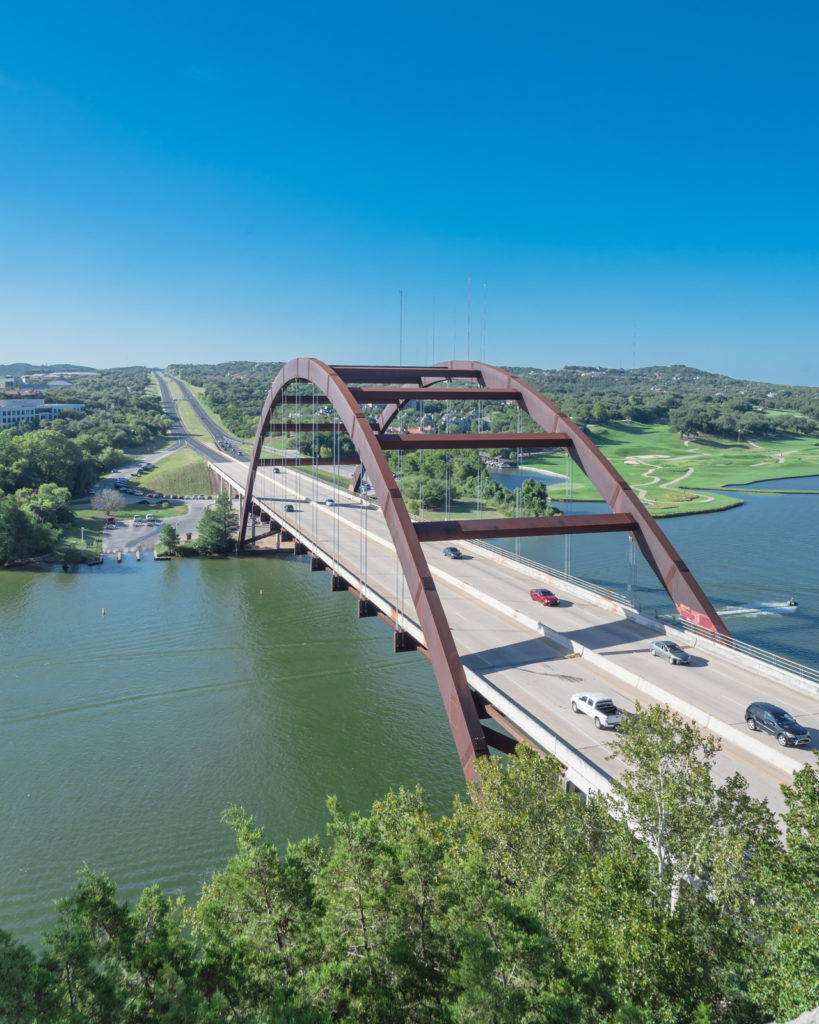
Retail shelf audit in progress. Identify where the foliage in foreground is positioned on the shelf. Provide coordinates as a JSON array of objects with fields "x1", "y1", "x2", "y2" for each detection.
[{"x1": 2, "y1": 709, "x2": 817, "y2": 1023}]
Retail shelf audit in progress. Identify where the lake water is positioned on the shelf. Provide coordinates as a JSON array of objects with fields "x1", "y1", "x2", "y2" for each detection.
[
  {"x1": 2, "y1": 557, "x2": 463, "y2": 947},
  {"x1": 487, "y1": 471, "x2": 819, "y2": 666},
  {"x1": 2, "y1": 479, "x2": 818, "y2": 947}
]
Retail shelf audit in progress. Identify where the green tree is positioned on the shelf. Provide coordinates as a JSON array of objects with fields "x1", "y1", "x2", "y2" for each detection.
[
  {"x1": 158, "y1": 523, "x2": 180, "y2": 556},
  {"x1": 607, "y1": 704, "x2": 779, "y2": 914},
  {"x1": 0, "y1": 494, "x2": 56, "y2": 562},
  {"x1": 188, "y1": 807, "x2": 323, "y2": 1022},
  {"x1": 195, "y1": 492, "x2": 239, "y2": 554},
  {"x1": 0, "y1": 928, "x2": 58, "y2": 1022},
  {"x1": 16, "y1": 483, "x2": 74, "y2": 527},
  {"x1": 753, "y1": 761, "x2": 819, "y2": 1019}
]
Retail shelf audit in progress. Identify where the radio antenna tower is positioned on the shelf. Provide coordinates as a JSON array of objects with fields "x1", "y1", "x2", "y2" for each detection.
[
  {"x1": 466, "y1": 275, "x2": 471, "y2": 361},
  {"x1": 481, "y1": 279, "x2": 487, "y2": 361},
  {"x1": 399, "y1": 288, "x2": 403, "y2": 366}
]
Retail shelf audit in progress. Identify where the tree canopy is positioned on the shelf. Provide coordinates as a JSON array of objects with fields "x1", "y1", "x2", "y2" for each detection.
[{"x1": 2, "y1": 707, "x2": 816, "y2": 1023}]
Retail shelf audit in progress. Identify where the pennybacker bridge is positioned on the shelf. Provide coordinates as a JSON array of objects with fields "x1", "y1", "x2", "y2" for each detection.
[{"x1": 163, "y1": 360, "x2": 819, "y2": 816}]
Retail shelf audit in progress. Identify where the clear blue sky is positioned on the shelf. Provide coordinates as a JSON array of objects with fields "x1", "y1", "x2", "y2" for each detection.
[{"x1": 1, "y1": 1, "x2": 817, "y2": 384}]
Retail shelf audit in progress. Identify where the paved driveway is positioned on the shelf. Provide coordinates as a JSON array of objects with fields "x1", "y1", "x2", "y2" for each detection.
[{"x1": 102, "y1": 499, "x2": 216, "y2": 553}]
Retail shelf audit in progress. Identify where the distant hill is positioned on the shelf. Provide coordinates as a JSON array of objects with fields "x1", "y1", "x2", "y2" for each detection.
[{"x1": 0, "y1": 363, "x2": 98, "y2": 375}]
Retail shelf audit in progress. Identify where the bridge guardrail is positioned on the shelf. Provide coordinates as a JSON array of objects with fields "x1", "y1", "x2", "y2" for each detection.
[
  {"x1": 655, "y1": 613, "x2": 819, "y2": 688},
  {"x1": 466, "y1": 538, "x2": 637, "y2": 608},
  {"x1": 469, "y1": 538, "x2": 819, "y2": 691}
]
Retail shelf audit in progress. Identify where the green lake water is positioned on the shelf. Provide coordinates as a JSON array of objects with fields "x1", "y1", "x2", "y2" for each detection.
[{"x1": 2, "y1": 556, "x2": 463, "y2": 947}]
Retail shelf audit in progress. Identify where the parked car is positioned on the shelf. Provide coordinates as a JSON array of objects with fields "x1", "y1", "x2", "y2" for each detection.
[
  {"x1": 443, "y1": 547, "x2": 463, "y2": 559},
  {"x1": 530, "y1": 588, "x2": 559, "y2": 607},
  {"x1": 649, "y1": 640, "x2": 691, "y2": 665},
  {"x1": 145, "y1": 514, "x2": 158, "y2": 523},
  {"x1": 324, "y1": 498, "x2": 335, "y2": 506},
  {"x1": 284, "y1": 503, "x2": 295, "y2": 512},
  {"x1": 132, "y1": 515, "x2": 144, "y2": 525},
  {"x1": 745, "y1": 702, "x2": 810, "y2": 747},
  {"x1": 570, "y1": 692, "x2": 622, "y2": 730}
]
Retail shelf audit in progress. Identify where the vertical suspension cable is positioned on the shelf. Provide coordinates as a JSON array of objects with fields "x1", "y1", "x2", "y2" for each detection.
[
  {"x1": 418, "y1": 397, "x2": 424, "y2": 521},
  {"x1": 312, "y1": 388, "x2": 318, "y2": 543},
  {"x1": 515, "y1": 403, "x2": 522, "y2": 558},
  {"x1": 564, "y1": 450, "x2": 573, "y2": 577},
  {"x1": 332, "y1": 415, "x2": 340, "y2": 571}
]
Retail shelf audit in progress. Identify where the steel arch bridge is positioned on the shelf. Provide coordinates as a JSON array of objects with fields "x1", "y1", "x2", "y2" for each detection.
[{"x1": 238, "y1": 359, "x2": 729, "y2": 782}]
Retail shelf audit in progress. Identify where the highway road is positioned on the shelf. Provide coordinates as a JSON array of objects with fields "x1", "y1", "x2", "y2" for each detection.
[
  {"x1": 154, "y1": 370, "x2": 819, "y2": 815},
  {"x1": 234, "y1": 458, "x2": 819, "y2": 816}
]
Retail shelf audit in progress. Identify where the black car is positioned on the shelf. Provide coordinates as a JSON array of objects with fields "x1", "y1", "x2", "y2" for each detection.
[
  {"x1": 443, "y1": 546, "x2": 463, "y2": 559},
  {"x1": 745, "y1": 702, "x2": 810, "y2": 747},
  {"x1": 284, "y1": 503, "x2": 295, "y2": 512}
]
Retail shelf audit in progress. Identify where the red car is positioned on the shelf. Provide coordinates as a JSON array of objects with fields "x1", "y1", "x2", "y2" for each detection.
[{"x1": 530, "y1": 588, "x2": 559, "y2": 607}]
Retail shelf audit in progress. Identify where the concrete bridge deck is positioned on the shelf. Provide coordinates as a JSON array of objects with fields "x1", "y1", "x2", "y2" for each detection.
[{"x1": 206, "y1": 451, "x2": 819, "y2": 816}]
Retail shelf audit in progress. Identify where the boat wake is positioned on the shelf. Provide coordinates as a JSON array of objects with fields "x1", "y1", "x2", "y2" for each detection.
[{"x1": 718, "y1": 601, "x2": 799, "y2": 618}]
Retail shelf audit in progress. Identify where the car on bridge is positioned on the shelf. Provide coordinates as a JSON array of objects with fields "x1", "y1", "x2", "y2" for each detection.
[
  {"x1": 530, "y1": 588, "x2": 559, "y2": 607},
  {"x1": 284, "y1": 504, "x2": 295, "y2": 512},
  {"x1": 745, "y1": 702, "x2": 810, "y2": 747},
  {"x1": 443, "y1": 547, "x2": 463, "y2": 559},
  {"x1": 649, "y1": 640, "x2": 691, "y2": 665},
  {"x1": 570, "y1": 692, "x2": 622, "y2": 730}
]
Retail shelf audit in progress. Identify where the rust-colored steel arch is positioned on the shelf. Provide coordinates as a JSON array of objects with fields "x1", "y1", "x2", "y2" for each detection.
[
  {"x1": 238, "y1": 358, "x2": 490, "y2": 781},
  {"x1": 345, "y1": 360, "x2": 728, "y2": 636}
]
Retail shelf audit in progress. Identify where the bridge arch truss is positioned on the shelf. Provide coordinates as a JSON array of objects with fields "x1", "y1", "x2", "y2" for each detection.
[{"x1": 239, "y1": 359, "x2": 728, "y2": 781}]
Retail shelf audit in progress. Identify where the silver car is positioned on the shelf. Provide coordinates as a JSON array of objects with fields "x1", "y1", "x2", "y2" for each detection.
[{"x1": 649, "y1": 640, "x2": 691, "y2": 665}]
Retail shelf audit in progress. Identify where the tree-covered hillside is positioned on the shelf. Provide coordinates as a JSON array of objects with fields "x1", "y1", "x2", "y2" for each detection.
[
  {"x1": 170, "y1": 361, "x2": 819, "y2": 443},
  {"x1": 169, "y1": 361, "x2": 285, "y2": 436}
]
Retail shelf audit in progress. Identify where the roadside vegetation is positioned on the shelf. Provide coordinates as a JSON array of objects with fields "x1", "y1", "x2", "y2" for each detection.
[
  {"x1": 163, "y1": 378, "x2": 211, "y2": 443},
  {"x1": 169, "y1": 360, "x2": 284, "y2": 438},
  {"x1": 137, "y1": 449, "x2": 213, "y2": 498},
  {"x1": 2, "y1": 705, "x2": 816, "y2": 1023}
]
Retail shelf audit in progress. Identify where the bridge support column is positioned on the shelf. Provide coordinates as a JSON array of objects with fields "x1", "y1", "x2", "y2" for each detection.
[
  {"x1": 294, "y1": 540, "x2": 308, "y2": 555},
  {"x1": 310, "y1": 555, "x2": 325, "y2": 571},
  {"x1": 357, "y1": 598, "x2": 377, "y2": 617},
  {"x1": 331, "y1": 573, "x2": 349, "y2": 591},
  {"x1": 393, "y1": 630, "x2": 418, "y2": 653}
]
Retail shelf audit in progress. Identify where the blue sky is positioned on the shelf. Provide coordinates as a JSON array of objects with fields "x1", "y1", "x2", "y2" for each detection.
[{"x1": 1, "y1": 1, "x2": 817, "y2": 383}]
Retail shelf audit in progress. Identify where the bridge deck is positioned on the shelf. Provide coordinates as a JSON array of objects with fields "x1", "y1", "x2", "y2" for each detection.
[{"x1": 209, "y1": 454, "x2": 819, "y2": 815}]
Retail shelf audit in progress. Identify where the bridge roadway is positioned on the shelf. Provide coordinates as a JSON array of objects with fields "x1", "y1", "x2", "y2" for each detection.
[{"x1": 195, "y1": 452, "x2": 819, "y2": 816}]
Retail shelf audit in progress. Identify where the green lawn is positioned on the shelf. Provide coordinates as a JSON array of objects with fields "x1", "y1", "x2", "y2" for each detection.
[
  {"x1": 524, "y1": 421, "x2": 819, "y2": 516},
  {"x1": 55, "y1": 508, "x2": 106, "y2": 562},
  {"x1": 138, "y1": 449, "x2": 213, "y2": 496}
]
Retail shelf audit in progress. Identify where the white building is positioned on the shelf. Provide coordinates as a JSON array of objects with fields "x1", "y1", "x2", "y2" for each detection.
[{"x1": 0, "y1": 398, "x2": 85, "y2": 427}]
